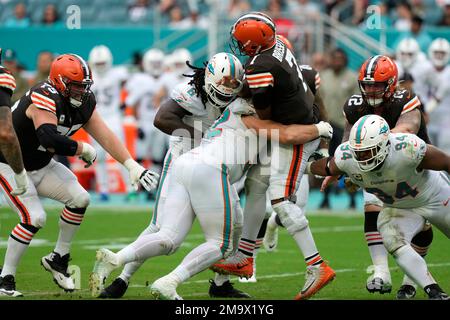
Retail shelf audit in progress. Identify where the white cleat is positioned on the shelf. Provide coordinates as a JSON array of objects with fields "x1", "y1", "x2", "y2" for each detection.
[
  {"x1": 150, "y1": 276, "x2": 183, "y2": 300},
  {"x1": 263, "y1": 212, "x2": 279, "y2": 252},
  {"x1": 366, "y1": 268, "x2": 392, "y2": 294},
  {"x1": 41, "y1": 252, "x2": 75, "y2": 292},
  {"x1": 90, "y1": 248, "x2": 120, "y2": 297}
]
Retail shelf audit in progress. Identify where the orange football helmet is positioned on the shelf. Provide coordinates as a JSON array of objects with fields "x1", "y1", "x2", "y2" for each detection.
[
  {"x1": 358, "y1": 55, "x2": 398, "y2": 107},
  {"x1": 49, "y1": 54, "x2": 93, "y2": 108},
  {"x1": 230, "y1": 12, "x2": 276, "y2": 57},
  {"x1": 276, "y1": 34, "x2": 293, "y2": 52}
]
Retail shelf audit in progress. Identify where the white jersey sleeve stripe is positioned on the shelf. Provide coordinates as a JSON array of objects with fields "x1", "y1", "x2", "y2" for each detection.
[{"x1": 401, "y1": 97, "x2": 421, "y2": 115}]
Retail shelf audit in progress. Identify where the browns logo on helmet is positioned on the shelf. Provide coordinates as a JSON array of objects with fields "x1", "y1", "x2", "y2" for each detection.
[
  {"x1": 358, "y1": 55, "x2": 398, "y2": 107},
  {"x1": 49, "y1": 54, "x2": 93, "y2": 108},
  {"x1": 230, "y1": 12, "x2": 276, "y2": 57}
]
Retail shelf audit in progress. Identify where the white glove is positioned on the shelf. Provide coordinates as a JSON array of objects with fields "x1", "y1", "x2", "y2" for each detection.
[
  {"x1": 317, "y1": 148, "x2": 329, "y2": 158},
  {"x1": 11, "y1": 169, "x2": 28, "y2": 196},
  {"x1": 314, "y1": 121, "x2": 333, "y2": 140},
  {"x1": 124, "y1": 159, "x2": 160, "y2": 192},
  {"x1": 79, "y1": 142, "x2": 97, "y2": 168},
  {"x1": 426, "y1": 98, "x2": 438, "y2": 113}
]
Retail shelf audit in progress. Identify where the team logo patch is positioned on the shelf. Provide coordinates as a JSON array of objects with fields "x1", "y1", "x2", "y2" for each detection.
[
  {"x1": 352, "y1": 174, "x2": 363, "y2": 182},
  {"x1": 379, "y1": 124, "x2": 388, "y2": 135},
  {"x1": 207, "y1": 61, "x2": 215, "y2": 75}
]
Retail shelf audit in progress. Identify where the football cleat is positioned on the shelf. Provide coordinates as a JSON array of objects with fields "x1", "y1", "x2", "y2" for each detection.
[
  {"x1": 210, "y1": 252, "x2": 254, "y2": 279},
  {"x1": 425, "y1": 285, "x2": 450, "y2": 300},
  {"x1": 99, "y1": 277, "x2": 128, "y2": 299},
  {"x1": 263, "y1": 212, "x2": 279, "y2": 252},
  {"x1": 0, "y1": 275, "x2": 23, "y2": 297},
  {"x1": 209, "y1": 279, "x2": 251, "y2": 298},
  {"x1": 295, "y1": 261, "x2": 336, "y2": 300},
  {"x1": 150, "y1": 276, "x2": 183, "y2": 300},
  {"x1": 90, "y1": 248, "x2": 120, "y2": 297},
  {"x1": 396, "y1": 285, "x2": 416, "y2": 300},
  {"x1": 239, "y1": 261, "x2": 257, "y2": 283},
  {"x1": 366, "y1": 271, "x2": 392, "y2": 294},
  {"x1": 41, "y1": 252, "x2": 75, "y2": 292}
]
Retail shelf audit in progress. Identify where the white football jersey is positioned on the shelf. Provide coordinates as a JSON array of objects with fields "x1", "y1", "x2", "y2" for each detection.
[
  {"x1": 91, "y1": 67, "x2": 128, "y2": 121},
  {"x1": 335, "y1": 133, "x2": 443, "y2": 209},
  {"x1": 191, "y1": 98, "x2": 261, "y2": 184},
  {"x1": 125, "y1": 72, "x2": 163, "y2": 125},
  {"x1": 419, "y1": 64, "x2": 450, "y2": 126},
  {"x1": 168, "y1": 80, "x2": 223, "y2": 158}
]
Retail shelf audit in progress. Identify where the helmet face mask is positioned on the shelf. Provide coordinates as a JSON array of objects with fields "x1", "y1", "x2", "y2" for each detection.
[
  {"x1": 349, "y1": 115, "x2": 390, "y2": 172},
  {"x1": 143, "y1": 48, "x2": 165, "y2": 77},
  {"x1": 396, "y1": 38, "x2": 420, "y2": 70},
  {"x1": 359, "y1": 80, "x2": 389, "y2": 107},
  {"x1": 358, "y1": 55, "x2": 398, "y2": 108},
  {"x1": 88, "y1": 45, "x2": 113, "y2": 76},
  {"x1": 203, "y1": 52, "x2": 244, "y2": 109},
  {"x1": 63, "y1": 77, "x2": 93, "y2": 108}
]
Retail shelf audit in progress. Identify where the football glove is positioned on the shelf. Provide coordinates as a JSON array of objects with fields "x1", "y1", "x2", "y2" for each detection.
[
  {"x1": 124, "y1": 159, "x2": 159, "y2": 192},
  {"x1": 11, "y1": 169, "x2": 28, "y2": 196},
  {"x1": 314, "y1": 121, "x2": 333, "y2": 140},
  {"x1": 79, "y1": 142, "x2": 97, "y2": 168}
]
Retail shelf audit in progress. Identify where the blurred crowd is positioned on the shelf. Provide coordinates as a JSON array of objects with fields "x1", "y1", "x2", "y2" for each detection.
[{"x1": 1, "y1": 0, "x2": 450, "y2": 28}]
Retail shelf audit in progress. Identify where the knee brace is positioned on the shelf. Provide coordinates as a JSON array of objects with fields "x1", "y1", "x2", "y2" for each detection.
[{"x1": 273, "y1": 200, "x2": 308, "y2": 235}]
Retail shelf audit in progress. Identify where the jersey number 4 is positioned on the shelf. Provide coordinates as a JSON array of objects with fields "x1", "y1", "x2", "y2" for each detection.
[{"x1": 366, "y1": 181, "x2": 418, "y2": 205}]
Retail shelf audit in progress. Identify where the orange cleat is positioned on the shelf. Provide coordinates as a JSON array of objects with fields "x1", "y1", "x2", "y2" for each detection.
[
  {"x1": 294, "y1": 261, "x2": 336, "y2": 300},
  {"x1": 210, "y1": 253, "x2": 254, "y2": 279}
]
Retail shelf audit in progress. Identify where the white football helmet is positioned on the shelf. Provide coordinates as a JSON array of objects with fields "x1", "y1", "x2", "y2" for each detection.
[
  {"x1": 204, "y1": 52, "x2": 244, "y2": 108},
  {"x1": 396, "y1": 38, "x2": 420, "y2": 70},
  {"x1": 348, "y1": 115, "x2": 390, "y2": 172},
  {"x1": 171, "y1": 48, "x2": 192, "y2": 75},
  {"x1": 88, "y1": 45, "x2": 113, "y2": 75},
  {"x1": 143, "y1": 48, "x2": 165, "y2": 78},
  {"x1": 428, "y1": 38, "x2": 450, "y2": 68}
]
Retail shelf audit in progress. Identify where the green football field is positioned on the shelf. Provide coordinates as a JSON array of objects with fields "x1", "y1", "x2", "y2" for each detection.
[{"x1": 0, "y1": 206, "x2": 448, "y2": 300}]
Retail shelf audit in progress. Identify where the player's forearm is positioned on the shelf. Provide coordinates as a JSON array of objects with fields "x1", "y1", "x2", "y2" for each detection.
[
  {"x1": 307, "y1": 157, "x2": 343, "y2": 176},
  {"x1": 281, "y1": 124, "x2": 321, "y2": 145},
  {"x1": 0, "y1": 107, "x2": 25, "y2": 173},
  {"x1": 93, "y1": 130, "x2": 131, "y2": 164},
  {"x1": 315, "y1": 92, "x2": 328, "y2": 122},
  {"x1": 154, "y1": 111, "x2": 198, "y2": 137},
  {"x1": 392, "y1": 109, "x2": 421, "y2": 134}
]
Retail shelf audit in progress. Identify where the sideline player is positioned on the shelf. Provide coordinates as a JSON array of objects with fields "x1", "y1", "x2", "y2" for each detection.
[
  {"x1": 0, "y1": 54, "x2": 159, "y2": 297},
  {"x1": 88, "y1": 45, "x2": 133, "y2": 201},
  {"x1": 307, "y1": 115, "x2": 450, "y2": 300}
]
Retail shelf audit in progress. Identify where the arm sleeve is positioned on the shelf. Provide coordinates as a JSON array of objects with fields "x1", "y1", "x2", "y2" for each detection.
[
  {"x1": 400, "y1": 93, "x2": 421, "y2": 115},
  {"x1": 0, "y1": 68, "x2": 16, "y2": 94},
  {"x1": 403, "y1": 134, "x2": 427, "y2": 165},
  {"x1": 0, "y1": 87, "x2": 11, "y2": 107},
  {"x1": 245, "y1": 56, "x2": 274, "y2": 110}
]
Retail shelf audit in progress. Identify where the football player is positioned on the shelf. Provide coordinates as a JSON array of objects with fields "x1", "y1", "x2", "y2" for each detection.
[
  {"x1": 97, "y1": 52, "x2": 249, "y2": 299},
  {"x1": 90, "y1": 90, "x2": 333, "y2": 300},
  {"x1": 88, "y1": 45, "x2": 133, "y2": 201},
  {"x1": 225, "y1": 12, "x2": 336, "y2": 300},
  {"x1": 214, "y1": 57, "x2": 328, "y2": 284},
  {"x1": 323, "y1": 55, "x2": 434, "y2": 298},
  {"x1": 0, "y1": 49, "x2": 27, "y2": 199},
  {"x1": 0, "y1": 54, "x2": 159, "y2": 297},
  {"x1": 307, "y1": 115, "x2": 450, "y2": 300},
  {"x1": 125, "y1": 48, "x2": 169, "y2": 177},
  {"x1": 418, "y1": 38, "x2": 450, "y2": 154}
]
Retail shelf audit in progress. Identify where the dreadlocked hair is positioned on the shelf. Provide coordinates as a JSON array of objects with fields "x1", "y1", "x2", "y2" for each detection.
[{"x1": 183, "y1": 60, "x2": 208, "y2": 106}]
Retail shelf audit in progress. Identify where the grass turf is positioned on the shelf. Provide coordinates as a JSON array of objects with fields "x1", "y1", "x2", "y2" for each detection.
[{"x1": 0, "y1": 207, "x2": 448, "y2": 300}]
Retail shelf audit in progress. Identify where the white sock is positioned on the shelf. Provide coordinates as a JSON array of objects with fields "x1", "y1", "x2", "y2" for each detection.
[
  {"x1": 1, "y1": 224, "x2": 37, "y2": 277},
  {"x1": 55, "y1": 207, "x2": 85, "y2": 256},
  {"x1": 214, "y1": 273, "x2": 230, "y2": 286},
  {"x1": 365, "y1": 232, "x2": 389, "y2": 273},
  {"x1": 394, "y1": 245, "x2": 435, "y2": 289}
]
